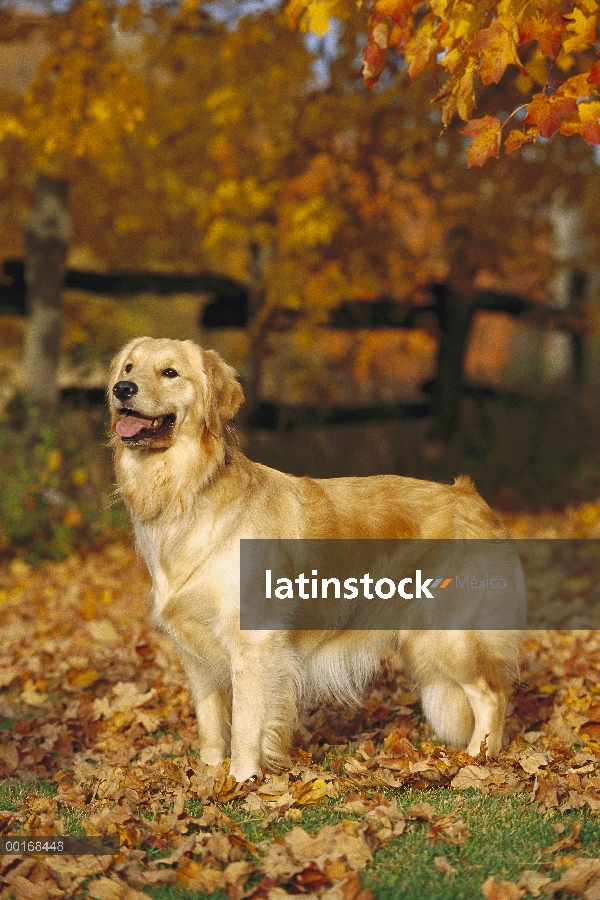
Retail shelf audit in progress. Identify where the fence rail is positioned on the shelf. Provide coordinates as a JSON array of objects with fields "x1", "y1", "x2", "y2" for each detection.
[{"x1": 1, "y1": 257, "x2": 586, "y2": 436}]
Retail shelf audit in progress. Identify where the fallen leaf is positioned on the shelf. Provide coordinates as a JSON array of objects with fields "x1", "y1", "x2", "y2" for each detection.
[
  {"x1": 177, "y1": 858, "x2": 226, "y2": 893},
  {"x1": 86, "y1": 876, "x2": 148, "y2": 900},
  {"x1": 515, "y1": 869, "x2": 552, "y2": 897},
  {"x1": 451, "y1": 765, "x2": 491, "y2": 790},
  {"x1": 405, "y1": 802, "x2": 436, "y2": 820},
  {"x1": 518, "y1": 749, "x2": 552, "y2": 775},
  {"x1": 433, "y1": 855, "x2": 455, "y2": 874},
  {"x1": 283, "y1": 822, "x2": 373, "y2": 873},
  {"x1": 481, "y1": 875, "x2": 523, "y2": 899}
]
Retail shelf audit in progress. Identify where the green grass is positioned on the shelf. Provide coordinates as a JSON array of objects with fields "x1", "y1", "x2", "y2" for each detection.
[
  {"x1": 143, "y1": 887, "x2": 229, "y2": 900},
  {"x1": 0, "y1": 778, "x2": 56, "y2": 812},
  {"x1": 5, "y1": 778, "x2": 600, "y2": 899},
  {"x1": 194, "y1": 787, "x2": 600, "y2": 900},
  {"x1": 0, "y1": 777, "x2": 86, "y2": 837},
  {"x1": 362, "y1": 789, "x2": 600, "y2": 900}
]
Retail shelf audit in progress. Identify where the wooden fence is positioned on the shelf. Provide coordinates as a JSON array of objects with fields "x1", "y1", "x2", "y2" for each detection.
[{"x1": 0, "y1": 257, "x2": 587, "y2": 436}]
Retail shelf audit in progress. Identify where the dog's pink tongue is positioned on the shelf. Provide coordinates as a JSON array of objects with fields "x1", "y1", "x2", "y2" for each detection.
[{"x1": 116, "y1": 416, "x2": 153, "y2": 438}]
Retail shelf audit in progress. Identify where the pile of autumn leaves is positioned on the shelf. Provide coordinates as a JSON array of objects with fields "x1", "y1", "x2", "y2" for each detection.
[{"x1": 2, "y1": 507, "x2": 600, "y2": 899}]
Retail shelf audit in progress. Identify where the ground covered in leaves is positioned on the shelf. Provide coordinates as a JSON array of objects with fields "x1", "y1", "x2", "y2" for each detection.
[{"x1": 2, "y1": 506, "x2": 600, "y2": 899}]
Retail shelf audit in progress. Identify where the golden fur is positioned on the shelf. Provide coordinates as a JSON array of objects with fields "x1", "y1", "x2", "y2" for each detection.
[{"x1": 109, "y1": 337, "x2": 521, "y2": 782}]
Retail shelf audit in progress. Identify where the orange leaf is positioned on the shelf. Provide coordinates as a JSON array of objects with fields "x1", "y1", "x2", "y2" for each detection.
[
  {"x1": 556, "y1": 72, "x2": 593, "y2": 98},
  {"x1": 374, "y1": 0, "x2": 414, "y2": 27},
  {"x1": 481, "y1": 875, "x2": 522, "y2": 900},
  {"x1": 363, "y1": 21, "x2": 389, "y2": 88},
  {"x1": 519, "y1": 11, "x2": 563, "y2": 57},
  {"x1": 560, "y1": 100, "x2": 600, "y2": 144},
  {"x1": 470, "y1": 21, "x2": 525, "y2": 85},
  {"x1": 524, "y1": 92, "x2": 578, "y2": 138},
  {"x1": 588, "y1": 58, "x2": 600, "y2": 85},
  {"x1": 504, "y1": 127, "x2": 538, "y2": 153},
  {"x1": 460, "y1": 115, "x2": 502, "y2": 167}
]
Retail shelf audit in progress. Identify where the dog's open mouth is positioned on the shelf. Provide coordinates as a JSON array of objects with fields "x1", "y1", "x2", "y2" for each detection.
[{"x1": 115, "y1": 410, "x2": 176, "y2": 444}]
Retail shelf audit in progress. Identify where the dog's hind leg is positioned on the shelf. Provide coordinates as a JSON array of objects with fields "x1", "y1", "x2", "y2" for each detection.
[
  {"x1": 420, "y1": 676, "x2": 507, "y2": 757},
  {"x1": 420, "y1": 680, "x2": 474, "y2": 750},
  {"x1": 460, "y1": 677, "x2": 507, "y2": 757},
  {"x1": 403, "y1": 632, "x2": 514, "y2": 757}
]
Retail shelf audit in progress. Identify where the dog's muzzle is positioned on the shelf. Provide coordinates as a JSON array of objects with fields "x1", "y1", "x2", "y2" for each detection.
[{"x1": 113, "y1": 380, "x2": 138, "y2": 402}]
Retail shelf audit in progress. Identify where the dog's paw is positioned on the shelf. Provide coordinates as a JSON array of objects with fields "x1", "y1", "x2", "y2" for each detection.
[
  {"x1": 199, "y1": 747, "x2": 227, "y2": 767},
  {"x1": 229, "y1": 763, "x2": 263, "y2": 783}
]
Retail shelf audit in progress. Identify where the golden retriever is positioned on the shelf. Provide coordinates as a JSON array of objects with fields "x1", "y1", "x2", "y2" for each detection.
[{"x1": 109, "y1": 337, "x2": 522, "y2": 782}]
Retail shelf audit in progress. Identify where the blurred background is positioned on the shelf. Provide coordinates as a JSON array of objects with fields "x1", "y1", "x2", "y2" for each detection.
[{"x1": 2, "y1": 0, "x2": 600, "y2": 561}]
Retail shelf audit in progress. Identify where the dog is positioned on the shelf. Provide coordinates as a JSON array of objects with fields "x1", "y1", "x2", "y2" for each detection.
[{"x1": 109, "y1": 336, "x2": 522, "y2": 782}]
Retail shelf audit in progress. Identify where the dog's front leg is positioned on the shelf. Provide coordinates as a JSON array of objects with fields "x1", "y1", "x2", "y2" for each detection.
[
  {"x1": 179, "y1": 648, "x2": 231, "y2": 767},
  {"x1": 229, "y1": 639, "x2": 297, "y2": 783},
  {"x1": 229, "y1": 654, "x2": 266, "y2": 782}
]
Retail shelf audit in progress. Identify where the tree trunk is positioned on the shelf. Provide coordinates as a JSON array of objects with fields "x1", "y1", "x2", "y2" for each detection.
[{"x1": 22, "y1": 175, "x2": 71, "y2": 410}]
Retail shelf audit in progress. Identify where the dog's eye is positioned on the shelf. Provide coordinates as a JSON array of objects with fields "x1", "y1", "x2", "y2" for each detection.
[
  {"x1": 124, "y1": 363, "x2": 133, "y2": 373},
  {"x1": 162, "y1": 368, "x2": 179, "y2": 378}
]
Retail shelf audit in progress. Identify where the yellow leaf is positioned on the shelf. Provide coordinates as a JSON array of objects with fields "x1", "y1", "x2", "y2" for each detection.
[
  {"x1": 72, "y1": 467, "x2": 88, "y2": 487},
  {"x1": 300, "y1": 0, "x2": 345, "y2": 36},
  {"x1": 456, "y1": 57, "x2": 478, "y2": 121},
  {"x1": 0, "y1": 114, "x2": 27, "y2": 141},
  {"x1": 294, "y1": 778, "x2": 328, "y2": 805},
  {"x1": 405, "y1": 17, "x2": 438, "y2": 79},
  {"x1": 471, "y1": 20, "x2": 523, "y2": 85},
  {"x1": 563, "y1": 8, "x2": 597, "y2": 54},
  {"x1": 68, "y1": 667, "x2": 101, "y2": 687}
]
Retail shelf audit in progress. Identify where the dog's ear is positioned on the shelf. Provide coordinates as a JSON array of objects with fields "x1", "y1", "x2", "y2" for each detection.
[{"x1": 202, "y1": 349, "x2": 244, "y2": 436}]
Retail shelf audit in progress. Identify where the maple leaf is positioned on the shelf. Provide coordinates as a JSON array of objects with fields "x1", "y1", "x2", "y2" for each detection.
[
  {"x1": 470, "y1": 20, "x2": 525, "y2": 85},
  {"x1": 588, "y1": 56, "x2": 600, "y2": 84},
  {"x1": 523, "y1": 92, "x2": 578, "y2": 139},
  {"x1": 518, "y1": 11, "x2": 563, "y2": 58},
  {"x1": 289, "y1": 0, "x2": 346, "y2": 36},
  {"x1": 404, "y1": 17, "x2": 439, "y2": 79},
  {"x1": 562, "y1": 7, "x2": 597, "y2": 55},
  {"x1": 560, "y1": 100, "x2": 600, "y2": 144},
  {"x1": 374, "y1": 0, "x2": 414, "y2": 27},
  {"x1": 557, "y1": 71, "x2": 595, "y2": 98},
  {"x1": 504, "y1": 127, "x2": 538, "y2": 153},
  {"x1": 363, "y1": 18, "x2": 389, "y2": 89},
  {"x1": 454, "y1": 57, "x2": 478, "y2": 123},
  {"x1": 460, "y1": 115, "x2": 502, "y2": 167}
]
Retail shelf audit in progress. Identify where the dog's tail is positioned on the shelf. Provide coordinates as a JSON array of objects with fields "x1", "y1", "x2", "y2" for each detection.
[{"x1": 420, "y1": 680, "x2": 475, "y2": 748}]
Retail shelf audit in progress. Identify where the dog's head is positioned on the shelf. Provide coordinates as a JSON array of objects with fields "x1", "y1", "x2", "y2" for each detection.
[{"x1": 108, "y1": 337, "x2": 244, "y2": 450}]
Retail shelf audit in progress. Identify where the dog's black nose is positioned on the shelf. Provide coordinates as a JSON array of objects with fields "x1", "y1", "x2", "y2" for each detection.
[{"x1": 113, "y1": 380, "x2": 138, "y2": 402}]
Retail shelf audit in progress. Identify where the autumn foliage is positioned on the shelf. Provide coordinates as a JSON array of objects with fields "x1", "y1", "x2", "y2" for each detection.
[
  {"x1": 288, "y1": 0, "x2": 600, "y2": 166},
  {"x1": 2, "y1": 533, "x2": 600, "y2": 897}
]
